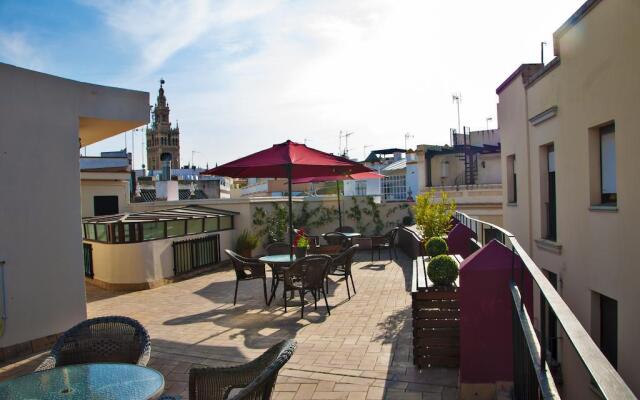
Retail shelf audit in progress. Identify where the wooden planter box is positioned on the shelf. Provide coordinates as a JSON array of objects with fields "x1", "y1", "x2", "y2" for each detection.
[{"x1": 411, "y1": 256, "x2": 461, "y2": 369}]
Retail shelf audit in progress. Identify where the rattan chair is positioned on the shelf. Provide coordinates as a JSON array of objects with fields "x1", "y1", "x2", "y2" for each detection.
[
  {"x1": 370, "y1": 227, "x2": 399, "y2": 261},
  {"x1": 283, "y1": 255, "x2": 333, "y2": 318},
  {"x1": 160, "y1": 340, "x2": 297, "y2": 400},
  {"x1": 35, "y1": 316, "x2": 150, "y2": 371},
  {"x1": 265, "y1": 242, "x2": 290, "y2": 255},
  {"x1": 327, "y1": 245, "x2": 359, "y2": 299},
  {"x1": 308, "y1": 245, "x2": 342, "y2": 255},
  {"x1": 323, "y1": 232, "x2": 349, "y2": 249},
  {"x1": 335, "y1": 226, "x2": 355, "y2": 233},
  {"x1": 226, "y1": 250, "x2": 268, "y2": 306}
]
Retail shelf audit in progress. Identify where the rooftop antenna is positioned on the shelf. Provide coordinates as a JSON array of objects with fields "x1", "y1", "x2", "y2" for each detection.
[
  {"x1": 191, "y1": 150, "x2": 201, "y2": 168},
  {"x1": 363, "y1": 144, "x2": 371, "y2": 159},
  {"x1": 486, "y1": 117, "x2": 493, "y2": 130},
  {"x1": 404, "y1": 132, "x2": 414, "y2": 150},
  {"x1": 541, "y1": 42, "x2": 547, "y2": 64},
  {"x1": 339, "y1": 130, "x2": 354, "y2": 157},
  {"x1": 452, "y1": 93, "x2": 462, "y2": 135}
]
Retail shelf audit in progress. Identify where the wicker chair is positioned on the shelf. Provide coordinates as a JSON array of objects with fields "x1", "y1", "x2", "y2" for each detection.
[
  {"x1": 370, "y1": 227, "x2": 399, "y2": 261},
  {"x1": 160, "y1": 340, "x2": 297, "y2": 400},
  {"x1": 226, "y1": 250, "x2": 268, "y2": 306},
  {"x1": 308, "y1": 245, "x2": 342, "y2": 255},
  {"x1": 282, "y1": 255, "x2": 333, "y2": 318},
  {"x1": 323, "y1": 232, "x2": 349, "y2": 249},
  {"x1": 35, "y1": 316, "x2": 150, "y2": 371},
  {"x1": 327, "y1": 245, "x2": 359, "y2": 299},
  {"x1": 265, "y1": 242, "x2": 290, "y2": 255},
  {"x1": 335, "y1": 226, "x2": 355, "y2": 233}
]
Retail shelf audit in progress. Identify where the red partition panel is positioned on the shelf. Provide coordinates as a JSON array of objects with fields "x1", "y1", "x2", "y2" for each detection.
[
  {"x1": 459, "y1": 240, "x2": 533, "y2": 384},
  {"x1": 446, "y1": 223, "x2": 475, "y2": 258}
]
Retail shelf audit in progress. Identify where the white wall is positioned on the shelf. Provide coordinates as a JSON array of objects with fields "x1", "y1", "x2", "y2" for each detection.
[{"x1": 0, "y1": 63, "x2": 148, "y2": 348}]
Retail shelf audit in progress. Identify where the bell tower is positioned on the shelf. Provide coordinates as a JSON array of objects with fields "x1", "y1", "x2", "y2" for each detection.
[{"x1": 146, "y1": 79, "x2": 180, "y2": 170}]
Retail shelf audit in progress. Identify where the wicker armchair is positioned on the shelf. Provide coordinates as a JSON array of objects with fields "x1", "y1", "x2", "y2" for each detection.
[
  {"x1": 308, "y1": 245, "x2": 342, "y2": 255},
  {"x1": 226, "y1": 250, "x2": 268, "y2": 306},
  {"x1": 265, "y1": 242, "x2": 290, "y2": 255},
  {"x1": 335, "y1": 226, "x2": 355, "y2": 233},
  {"x1": 327, "y1": 245, "x2": 359, "y2": 299},
  {"x1": 323, "y1": 232, "x2": 349, "y2": 249},
  {"x1": 160, "y1": 340, "x2": 297, "y2": 400},
  {"x1": 282, "y1": 255, "x2": 333, "y2": 318},
  {"x1": 35, "y1": 316, "x2": 150, "y2": 371},
  {"x1": 370, "y1": 227, "x2": 399, "y2": 261}
]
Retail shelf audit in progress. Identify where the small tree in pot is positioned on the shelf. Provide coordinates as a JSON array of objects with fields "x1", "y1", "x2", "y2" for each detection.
[
  {"x1": 413, "y1": 189, "x2": 456, "y2": 241},
  {"x1": 236, "y1": 230, "x2": 259, "y2": 258},
  {"x1": 425, "y1": 237, "x2": 448, "y2": 257},
  {"x1": 293, "y1": 228, "x2": 310, "y2": 258},
  {"x1": 427, "y1": 255, "x2": 458, "y2": 286}
]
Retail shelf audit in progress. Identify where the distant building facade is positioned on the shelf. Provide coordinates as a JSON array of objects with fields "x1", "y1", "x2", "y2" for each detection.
[
  {"x1": 146, "y1": 79, "x2": 180, "y2": 170},
  {"x1": 80, "y1": 150, "x2": 132, "y2": 218}
]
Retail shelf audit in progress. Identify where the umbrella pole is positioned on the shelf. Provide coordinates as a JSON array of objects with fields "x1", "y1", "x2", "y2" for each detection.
[
  {"x1": 336, "y1": 181, "x2": 343, "y2": 230},
  {"x1": 288, "y1": 165, "x2": 294, "y2": 260}
]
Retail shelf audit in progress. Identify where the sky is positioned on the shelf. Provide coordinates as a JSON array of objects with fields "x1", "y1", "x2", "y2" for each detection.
[{"x1": 0, "y1": 0, "x2": 585, "y2": 169}]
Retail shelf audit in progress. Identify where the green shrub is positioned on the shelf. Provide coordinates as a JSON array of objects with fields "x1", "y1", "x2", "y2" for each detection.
[
  {"x1": 427, "y1": 255, "x2": 458, "y2": 286},
  {"x1": 413, "y1": 189, "x2": 456, "y2": 241},
  {"x1": 236, "y1": 230, "x2": 259, "y2": 253},
  {"x1": 425, "y1": 237, "x2": 448, "y2": 257}
]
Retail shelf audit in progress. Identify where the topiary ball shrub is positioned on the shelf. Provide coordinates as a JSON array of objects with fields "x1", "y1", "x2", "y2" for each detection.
[
  {"x1": 427, "y1": 255, "x2": 459, "y2": 286},
  {"x1": 425, "y1": 237, "x2": 448, "y2": 257}
]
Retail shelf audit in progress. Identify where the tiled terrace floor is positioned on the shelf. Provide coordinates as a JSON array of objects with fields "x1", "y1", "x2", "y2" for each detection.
[{"x1": 0, "y1": 252, "x2": 458, "y2": 399}]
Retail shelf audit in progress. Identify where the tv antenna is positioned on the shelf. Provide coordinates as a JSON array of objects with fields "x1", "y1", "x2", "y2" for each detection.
[
  {"x1": 404, "y1": 132, "x2": 414, "y2": 150},
  {"x1": 452, "y1": 93, "x2": 462, "y2": 134},
  {"x1": 363, "y1": 145, "x2": 371, "y2": 159},
  {"x1": 339, "y1": 130, "x2": 354, "y2": 157}
]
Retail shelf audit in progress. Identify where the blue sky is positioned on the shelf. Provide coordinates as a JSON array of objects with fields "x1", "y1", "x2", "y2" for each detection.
[{"x1": 1, "y1": 0, "x2": 585, "y2": 169}]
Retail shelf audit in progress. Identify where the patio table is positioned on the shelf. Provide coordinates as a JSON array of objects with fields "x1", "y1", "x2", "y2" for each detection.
[
  {"x1": 0, "y1": 363, "x2": 164, "y2": 400},
  {"x1": 323, "y1": 232, "x2": 361, "y2": 238},
  {"x1": 259, "y1": 254, "x2": 297, "y2": 305}
]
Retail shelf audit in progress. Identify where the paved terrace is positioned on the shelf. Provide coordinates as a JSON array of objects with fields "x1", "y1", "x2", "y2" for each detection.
[{"x1": 0, "y1": 253, "x2": 458, "y2": 399}]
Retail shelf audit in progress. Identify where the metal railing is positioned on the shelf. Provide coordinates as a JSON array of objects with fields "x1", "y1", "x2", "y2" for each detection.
[
  {"x1": 82, "y1": 243, "x2": 94, "y2": 278},
  {"x1": 454, "y1": 211, "x2": 635, "y2": 399},
  {"x1": 172, "y1": 234, "x2": 220, "y2": 276}
]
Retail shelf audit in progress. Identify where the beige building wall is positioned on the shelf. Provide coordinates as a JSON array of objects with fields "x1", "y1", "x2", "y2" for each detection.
[
  {"x1": 497, "y1": 0, "x2": 640, "y2": 396},
  {"x1": 0, "y1": 63, "x2": 148, "y2": 350},
  {"x1": 80, "y1": 172, "x2": 130, "y2": 218}
]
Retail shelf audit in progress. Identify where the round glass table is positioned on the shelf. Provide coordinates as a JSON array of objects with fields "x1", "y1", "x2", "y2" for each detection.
[
  {"x1": 0, "y1": 363, "x2": 165, "y2": 400},
  {"x1": 322, "y1": 232, "x2": 361, "y2": 238},
  {"x1": 258, "y1": 254, "x2": 296, "y2": 264}
]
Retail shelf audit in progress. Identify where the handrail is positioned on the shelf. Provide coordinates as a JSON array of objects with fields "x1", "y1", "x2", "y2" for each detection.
[{"x1": 455, "y1": 211, "x2": 636, "y2": 399}]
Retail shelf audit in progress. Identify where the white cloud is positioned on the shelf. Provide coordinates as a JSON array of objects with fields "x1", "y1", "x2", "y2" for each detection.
[{"x1": 0, "y1": 31, "x2": 44, "y2": 71}]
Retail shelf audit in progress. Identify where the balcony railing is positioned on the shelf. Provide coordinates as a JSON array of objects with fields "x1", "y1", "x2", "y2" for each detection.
[{"x1": 454, "y1": 211, "x2": 635, "y2": 399}]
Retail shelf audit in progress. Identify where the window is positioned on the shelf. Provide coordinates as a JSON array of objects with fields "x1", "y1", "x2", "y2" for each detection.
[
  {"x1": 93, "y1": 196, "x2": 119, "y2": 216},
  {"x1": 544, "y1": 271, "x2": 559, "y2": 362},
  {"x1": 507, "y1": 155, "x2": 517, "y2": 203},
  {"x1": 219, "y1": 216, "x2": 233, "y2": 230},
  {"x1": 95, "y1": 224, "x2": 108, "y2": 242},
  {"x1": 541, "y1": 145, "x2": 556, "y2": 241},
  {"x1": 594, "y1": 293, "x2": 618, "y2": 368},
  {"x1": 204, "y1": 217, "x2": 219, "y2": 232},
  {"x1": 167, "y1": 220, "x2": 186, "y2": 237},
  {"x1": 355, "y1": 181, "x2": 367, "y2": 196},
  {"x1": 382, "y1": 175, "x2": 406, "y2": 201},
  {"x1": 143, "y1": 222, "x2": 165, "y2": 241},
  {"x1": 84, "y1": 223, "x2": 96, "y2": 240},
  {"x1": 600, "y1": 124, "x2": 616, "y2": 205},
  {"x1": 187, "y1": 219, "x2": 203, "y2": 235}
]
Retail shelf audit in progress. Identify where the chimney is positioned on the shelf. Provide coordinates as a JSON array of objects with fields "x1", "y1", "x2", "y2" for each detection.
[{"x1": 156, "y1": 153, "x2": 178, "y2": 201}]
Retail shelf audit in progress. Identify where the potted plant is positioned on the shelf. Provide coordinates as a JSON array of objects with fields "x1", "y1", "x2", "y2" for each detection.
[
  {"x1": 236, "y1": 230, "x2": 259, "y2": 258},
  {"x1": 427, "y1": 254, "x2": 459, "y2": 286},
  {"x1": 293, "y1": 229, "x2": 310, "y2": 258},
  {"x1": 425, "y1": 237, "x2": 448, "y2": 257},
  {"x1": 413, "y1": 189, "x2": 456, "y2": 241}
]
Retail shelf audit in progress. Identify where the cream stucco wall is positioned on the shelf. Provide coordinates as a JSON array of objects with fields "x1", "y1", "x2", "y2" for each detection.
[
  {"x1": 80, "y1": 173, "x2": 130, "y2": 218},
  {"x1": 497, "y1": 0, "x2": 640, "y2": 396},
  {"x1": 0, "y1": 63, "x2": 148, "y2": 348},
  {"x1": 88, "y1": 231, "x2": 234, "y2": 285}
]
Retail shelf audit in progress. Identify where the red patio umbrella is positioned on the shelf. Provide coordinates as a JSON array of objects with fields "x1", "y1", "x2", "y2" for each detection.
[
  {"x1": 202, "y1": 140, "x2": 374, "y2": 257},
  {"x1": 292, "y1": 171, "x2": 384, "y2": 229}
]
